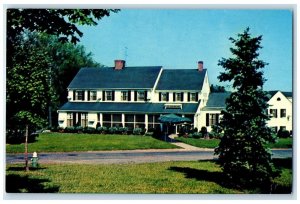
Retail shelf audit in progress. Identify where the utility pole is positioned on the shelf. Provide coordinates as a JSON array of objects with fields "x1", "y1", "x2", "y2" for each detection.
[{"x1": 25, "y1": 124, "x2": 29, "y2": 171}]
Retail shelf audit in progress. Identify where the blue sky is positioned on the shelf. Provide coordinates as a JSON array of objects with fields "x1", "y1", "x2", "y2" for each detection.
[{"x1": 78, "y1": 9, "x2": 292, "y2": 92}]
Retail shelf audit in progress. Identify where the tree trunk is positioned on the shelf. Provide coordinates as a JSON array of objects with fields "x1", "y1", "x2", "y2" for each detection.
[{"x1": 25, "y1": 124, "x2": 29, "y2": 171}]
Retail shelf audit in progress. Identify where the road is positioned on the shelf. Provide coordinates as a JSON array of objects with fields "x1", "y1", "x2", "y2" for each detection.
[{"x1": 6, "y1": 149, "x2": 292, "y2": 164}]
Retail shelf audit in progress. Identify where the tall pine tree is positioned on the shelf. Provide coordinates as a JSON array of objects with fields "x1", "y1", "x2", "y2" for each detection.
[{"x1": 215, "y1": 28, "x2": 278, "y2": 190}]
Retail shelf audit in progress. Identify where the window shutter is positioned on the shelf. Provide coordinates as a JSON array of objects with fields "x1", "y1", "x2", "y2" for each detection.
[
  {"x1": 181, "y1": 92, "x2": 184, "y2": 102},
  {"x1": 159, "y1": 93, "x2": 162, "y2": 101},
  {"x1": 144, "y1": 91, "x2": 148, "y2": 101},
  {"x1": 173, "y1": 93, "x2": 176, "y2": 102},
  {"x1": 166, "y1": 92, "x2": 169, "y2": 101},
  {"x1": 73, "y1": 91, "x2": 75, "y2": 101},
  {"x1": 87, "y1": 91, "x2": 90, "y2": 101},
  {"x1": 195, "y1": 93, "x2": 199, "y2": 102},
  {"x1": 82, "y1": 91, "x2": 85, "y2": 101},
  {"x1": 206, "y1": 113, "x2": 209, "y2": 126},
  {"x1": 188, "y1": 93, "x2": 190, "y2": 102},
  {"x1": 216, "y1": 114, "x2": 219, "y2": 124},
  {"x1": 128, "y1": 90, "x2": 131, "y2": 101},
  {"x1": 134, "y1": 91, "x2": 137, "y2": 101},
  {"x1": 102, "y1": 91, "x2": 105, "y2": 101},
  {"x1": 112, "y1": 91, "x2": 115, "y2": 101}
]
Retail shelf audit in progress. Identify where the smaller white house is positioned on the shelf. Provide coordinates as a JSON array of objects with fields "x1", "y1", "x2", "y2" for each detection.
[
  {"x1": 267, "y1": 91, "x2": 293, "y2": 132},
  {"x1": 199, "y1": 91, "x2": 293, "y2": 133}
]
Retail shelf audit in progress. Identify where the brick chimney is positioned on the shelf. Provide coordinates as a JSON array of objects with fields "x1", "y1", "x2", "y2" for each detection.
[
  {"x1": 114, "y1": 60, "x2": 126, "y2": 70},
  {"x1": 198, "y1": 61, "x2": 203, "y2": 71}
]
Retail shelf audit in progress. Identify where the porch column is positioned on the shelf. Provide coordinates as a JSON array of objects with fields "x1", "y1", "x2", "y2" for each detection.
[
  {"x1": 145, "y1": 114, "x2": 148, "y2": 131},
  {"x1": 122, "y1": 114, "x2": 125, "y2": 128},
  {"x1": 100, "y1": 113, "x2": 103, "y2": 127}
]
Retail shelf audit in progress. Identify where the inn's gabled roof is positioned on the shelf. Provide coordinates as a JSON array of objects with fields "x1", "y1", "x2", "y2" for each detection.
[
  {"x1": 68, "y1": 66, "x2": 162, "y2": 89},
  {"x1": 156, "y1": 69, "x2": 207, "y2": 91},
  {"x1": 59, "y1": 102, "x2": 199, "y2": 114},
  {"x1": 267, "y1": 90, "x2": 293, "y2": 99}
]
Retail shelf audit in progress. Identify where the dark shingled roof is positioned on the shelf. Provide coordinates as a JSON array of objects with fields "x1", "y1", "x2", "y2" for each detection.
[
  {"x1": 156, "y1": 69, "x2": 207, "y2": 90},
  {"x1": 59, "y1": 102, "x2": 199, "y2": 114},
  {"x1": 68, "y1": 66, "x2": 162, "y2": 89},
  {"x1": 203, "y1": 92, "x2": 231, "y2": 110}
]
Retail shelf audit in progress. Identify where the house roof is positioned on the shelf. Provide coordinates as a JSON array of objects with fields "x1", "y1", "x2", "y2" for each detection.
[
  {"x1": 156, "y1": 69, "x2": 207, "y2": 90},
  {"x1": 202, "y1": 92, "x2": 231, "y2": 110},
  {"x1": 59, "y1": 102, "x2": 199, "y2": 114},
  {"x1": 68, "y1": 66, "x2": 162, "y2": 89},
  {"x1": 266, "y1": 90, "x2": 293, "y2": 99}
]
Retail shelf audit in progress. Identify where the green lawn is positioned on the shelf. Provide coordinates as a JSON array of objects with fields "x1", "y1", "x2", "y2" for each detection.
[
  {"x1": 6, "y1": 133, "x2": 179, "y2": 153},
  {"x1": 176, "y1": 137, "x2": 292, "y2": 149},
  {"x1": 6, "y1": 159, "x2": 292, "y2": 193}
]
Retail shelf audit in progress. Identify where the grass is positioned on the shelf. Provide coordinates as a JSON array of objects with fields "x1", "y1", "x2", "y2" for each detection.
[
  {"x1": 6, "y1": 159, "x2": 292, "y2": 194},
  {"x1": 6, "y1": 132, "x2": 179, "y2": 153},
  {"x1": 175, "y1": 137, "x2": 220, "y2": 148},
  {"x1": 176, "y1": 137, "x2": 292, "y2": 149}
]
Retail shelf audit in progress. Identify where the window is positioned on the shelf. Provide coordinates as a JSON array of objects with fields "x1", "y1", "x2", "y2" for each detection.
[
  {"x1": 188, "y1": 92, "x2": 198, "y2": 102},
  {"x1": 67, "y1": 113, "x2": 73, "y2": 127},
  {"x1": 137, "y1": 91, "x2": 145, "y2": 101},
  {"x1": 191, "y1": 93, "x2": 196, "y2": 101},
  {"x1": 105, "y1": 91, "x2": 113, "y2": 101},
  {"x1": 277, "y1": 97, "x2": 281, "y2": 101},
  {"x1": 206, "y1": 113, "x2": 219, "y2": 126},
  {"x1": 176, "y1": 93, "x2": 182, "y2": 101},
  {"x1": 280, "y1": 109, "x2": 286, "y2": 118},
  {"x1": 270, "y1": 109, "x2": 277, "y2": 118},
  {"x1": 74, "y1": 90, "x2": 84, "y2": 101},
  {"x1": 121, "y1": 91, "x2": 128, "y2": 101},
  {"x1": 81, "y1": 113, "x2": 88, "y2": 127},
  {"x1": 103, "y1": 114, "x2": 112, "y2": 127},
  {"x1": 112, "y1": 114, "x2": 122, "y2": 127},
  {"x1": 159, "y1": 92, "x2": 169, "y2": 101},
  {"x1": 89, "y1": 91, "x2": 97, "y2": 101}
]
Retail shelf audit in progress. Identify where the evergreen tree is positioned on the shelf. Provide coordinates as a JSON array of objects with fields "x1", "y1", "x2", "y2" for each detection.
[{"x1": 214, "y1": 28, "x2": 278, "y2": 190}]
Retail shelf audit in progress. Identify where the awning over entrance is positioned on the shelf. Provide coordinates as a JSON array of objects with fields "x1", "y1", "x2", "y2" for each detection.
[{"x1": 158, "y1": 114, "x2": 192, "y2": 124}]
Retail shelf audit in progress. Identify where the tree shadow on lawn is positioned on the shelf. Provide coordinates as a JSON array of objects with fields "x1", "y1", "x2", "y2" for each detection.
[
  {"x1": 6, "y1": 174, "x2": 59, "y2": 193},
  {"x1": 168, "y1": 158, "x2": 292, "y2": 194}
]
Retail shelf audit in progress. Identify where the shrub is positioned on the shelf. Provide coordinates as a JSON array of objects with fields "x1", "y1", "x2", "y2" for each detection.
[
  {"x1": 6, "y1": 129, "x2": 39, "y2": 144},
  {"x1": 64, "y1": 126, "x2": 77, "y2": 133},
  {"x1": 277, "y1": 129, "x2": 290, "y2": 138},
  {"x1": 83, "y1": 127, "x2": 96, "y2": 134},
  {"x1": 97, "y1": 126, "x2": 108, "y2": 134},
  {"x1": 192, "y1": 132, "x2": 202, "y2": 139},
  {"x1": 75, "y1": 126, "x2": 83, "y2": 133},
  {"x1": 108, "y1": 127, "x2": 118, "y2": 134},
  {"x1": 210, "y1": 125, "x2": 223, "y2": 139},
  {"x1": 133, "y1": 128, "x2": 143, "y2": 135},
  {"x1": 153, "y1": 126, "x2": 162, "y2": 139}
]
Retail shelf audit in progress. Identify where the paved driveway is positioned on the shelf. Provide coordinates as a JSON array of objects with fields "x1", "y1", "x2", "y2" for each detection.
[{"x1": 6, "y1": 149, "x2": 292, "y2": 165}]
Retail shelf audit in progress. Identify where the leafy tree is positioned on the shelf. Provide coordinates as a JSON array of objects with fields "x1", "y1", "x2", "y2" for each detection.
[
  {"x1": 214, "y1": 28, "x2": 278, "y2": 190},
  {"x1": 7, "y1": 9, "x2": 119, "y2": 44},
  {"x1": 6, "y1": 9, "x2": 118, "y2": 170},
  {"x1": 210, "y1": 84, "x2": 226, "y2": 92}
]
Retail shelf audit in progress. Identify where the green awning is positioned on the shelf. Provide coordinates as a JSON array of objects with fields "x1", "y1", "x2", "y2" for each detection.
[{"x1": 158, "y1": 114, "x2": 192, "y2": 124}]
